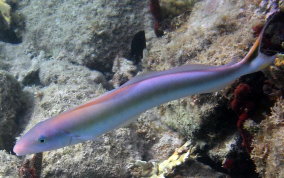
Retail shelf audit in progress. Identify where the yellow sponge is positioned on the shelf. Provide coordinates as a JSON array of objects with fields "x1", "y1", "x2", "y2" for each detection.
[{"x1": 0, "y1": 0, "x2": 11, "y2": 28}]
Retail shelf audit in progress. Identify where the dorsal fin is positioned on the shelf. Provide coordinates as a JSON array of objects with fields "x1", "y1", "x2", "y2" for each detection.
[{"x1": 121, "y1": 64, "x2": 217, "y2": 87}]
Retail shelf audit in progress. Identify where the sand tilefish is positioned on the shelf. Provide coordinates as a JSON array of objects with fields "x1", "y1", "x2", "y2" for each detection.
[{"x1": 13, "y1": 12, "x2": 281, "y2": 156}]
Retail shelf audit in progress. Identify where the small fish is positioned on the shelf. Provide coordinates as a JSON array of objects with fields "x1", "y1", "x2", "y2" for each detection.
[{"x1": 13, "y1": 12, "x2": 282, "y2": 156}]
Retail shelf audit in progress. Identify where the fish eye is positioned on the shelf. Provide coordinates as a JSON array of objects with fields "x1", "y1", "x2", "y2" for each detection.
[{"x1": 38, "y1": 136, "x2": 46, "y2": 143}]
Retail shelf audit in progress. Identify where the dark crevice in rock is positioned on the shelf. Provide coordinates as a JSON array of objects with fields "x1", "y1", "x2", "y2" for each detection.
[
  {"x1": 0, "y1": 29, "x2": 22, "y2": 44},
  {"x1": 193, "y1": 97, "x2": 237, "y2": 148},
  {"x1": 7, "y1": 91, "x2": 33, "y2": 154},
  {"x1": 85, "y1": 60, "x2": 114, "y2": 81},
  {"x1": 194, "y1": 72, "x2": 272, "y2": 178},
  {"x1": 129, "y1": 30, "x2": 146, "y2": 64},
  {"x1": 0, "y1": 71, "x2": 32, "y2": 153},
  {"x1": 86, "y1": 31, "x2": 146, "y2": 81},
  {"x1": 22, "y1": 69, "x2": 42, "y2": 86}
]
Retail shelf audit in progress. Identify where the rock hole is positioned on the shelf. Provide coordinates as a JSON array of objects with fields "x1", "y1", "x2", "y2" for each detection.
[{"x1": 130, "y1": 31, "x2": 146, "y2": 64}]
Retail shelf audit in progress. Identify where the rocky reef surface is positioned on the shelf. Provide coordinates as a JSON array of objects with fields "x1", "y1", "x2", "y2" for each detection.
[
  {"x1": 0, "y1": 0, "x2": 283, "y2": 177},
  {"x1": 251, "y1": 98, "x2": 284, "y2": 177}
]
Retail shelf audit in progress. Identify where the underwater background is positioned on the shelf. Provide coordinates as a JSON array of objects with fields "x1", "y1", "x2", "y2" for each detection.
[{"x1": 0, "y1": 0, "x2": 284, "y2": 177}]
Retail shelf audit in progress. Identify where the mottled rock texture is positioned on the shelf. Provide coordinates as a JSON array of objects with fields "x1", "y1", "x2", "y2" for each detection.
[
  {"x1": 110, "y1": 57, "x2": 137, "y2": 87},
  {"x1": 0, "y1": 150, "x2": 20, "y2": 177},
  {"x1": 251, "y1": 99, "x2": 284, "y2": 178},
  {"x1": 17, "y1": 0, "x2": 151, "y2": 72}
]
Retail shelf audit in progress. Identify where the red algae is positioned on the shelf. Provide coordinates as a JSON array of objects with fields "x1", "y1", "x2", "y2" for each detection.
[
  {"x1": 149, "y1": 0, "x2": 164, "y2": 37},
  {"x1": 230, "y1": 83, "x2": 254, "y2": 152}
]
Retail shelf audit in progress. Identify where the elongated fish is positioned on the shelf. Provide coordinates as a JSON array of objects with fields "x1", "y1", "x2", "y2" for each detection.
[{"x1": 13, "y1": 12, "x2": 282, "y2": 156}]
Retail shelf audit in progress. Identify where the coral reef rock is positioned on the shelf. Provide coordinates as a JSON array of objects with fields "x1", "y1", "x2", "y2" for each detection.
[
  {"x1": 251, "y1": 99, "x2": 284, "y2": 178},
  {"x1": 129, "y1": 141, "x2": 228, "y2": 177},
  {"x1": 0, "y1": 70, "x2": 26, "y2": 152},
  {"x1": 0, "y1": 150, "x2": 20, "y2": 177},
  {"x1": 160, "y1": 0, "x2": 196, "y2": 18},
  {"x1": 111, "y1": 57, "x2": 137, "y2": 88},
  {"x1": 15, "y1": 0, "x2": 152, "y2": 72}
]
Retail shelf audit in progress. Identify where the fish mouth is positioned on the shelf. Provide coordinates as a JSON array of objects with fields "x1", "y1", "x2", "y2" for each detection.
[
  {"x1": 13, "y1": 143, "x2": 29, "y2": 156},
  {"x1": 13, "y1": 140, "x2": 42, "y2": 156},
  {"x1": 13, "y1": 145, "x2": 22, "y2": 156}
]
